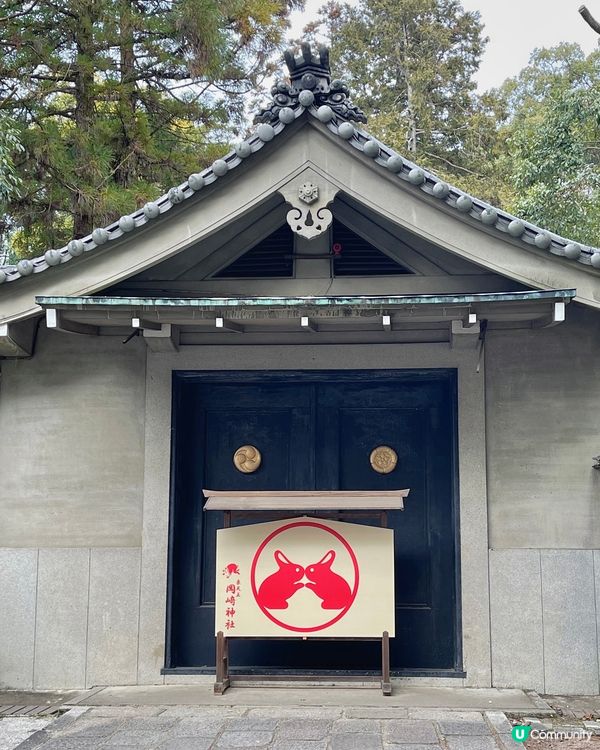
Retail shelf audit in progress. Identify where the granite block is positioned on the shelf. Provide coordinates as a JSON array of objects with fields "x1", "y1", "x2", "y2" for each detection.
[
  {"x1": 86, "y1": 548, "x2": 141, "y2": 687},
  {"x1": 489, "y1": 549, "x2": 544, "y2": 692},
  {"x1": 33, "y1": 549, "x2": 90, "y2": 689},
  {"x1": 542, "y1": 550, "x2": 599, "y2": 694},
  {"x1": 0, "y1": 549, "x2": 38, "y2": 689}
]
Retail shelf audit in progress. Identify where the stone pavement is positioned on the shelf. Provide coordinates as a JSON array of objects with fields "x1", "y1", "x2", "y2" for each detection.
[
  {"x1": 0, "y1": 718, "x2": 51, "y2": 750},
  {"x1": 12, "y1": 705, "x2": 525, "y2": 750}
]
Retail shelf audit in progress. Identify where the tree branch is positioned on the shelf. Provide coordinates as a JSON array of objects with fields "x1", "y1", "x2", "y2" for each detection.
[{"x1": 579, "y1": 5, "x2": 600, "y2": 35}]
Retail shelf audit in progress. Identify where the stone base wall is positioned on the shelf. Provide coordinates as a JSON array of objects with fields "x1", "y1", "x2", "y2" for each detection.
[
  {"x1": 489, "y1": 548, "x2": 600, "y2": 694},
  {"x1": 0, "y1": 547, "x2": 141, "y2": 690}
]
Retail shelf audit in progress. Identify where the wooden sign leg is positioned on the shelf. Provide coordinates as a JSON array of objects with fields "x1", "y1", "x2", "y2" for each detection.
[
  {"x1": 381, "y1": 631, "x2": 392, "y2": 696},
  {"x1": 214, "y1": 631, "x2": 230, "y2": 694}
]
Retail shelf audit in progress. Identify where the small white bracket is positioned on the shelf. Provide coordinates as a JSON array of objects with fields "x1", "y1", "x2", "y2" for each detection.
[
  {"x1": 382, "y1": 315, "x2": 392, "y2": 332},
  {"x1": 301, "y1": 316, "x2": 318, "y2": 332}
]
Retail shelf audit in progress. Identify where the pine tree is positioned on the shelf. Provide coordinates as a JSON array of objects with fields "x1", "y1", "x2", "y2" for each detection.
[
  {"x1": 0, "y1": 0, "x2": 302, "y2": 257},
  {"x1": 308, "y1": 0, "x2": 488, "y2": 181}
]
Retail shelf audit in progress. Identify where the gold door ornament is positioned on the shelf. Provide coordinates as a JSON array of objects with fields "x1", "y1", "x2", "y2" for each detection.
[
  {"x1": 370, "y1": 446, "x2": 398, "y2": 474},
  {"x1": 233, "y1": 445, "x2": 262, "y2": 473}
]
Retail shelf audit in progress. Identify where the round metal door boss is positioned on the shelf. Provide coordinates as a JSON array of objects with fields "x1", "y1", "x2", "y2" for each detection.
[
  {"x1": 233, "y1": 445, "x2": 262, "y2": 473},
  {"x1": 369, "y1": 445, "x2": 398, "y2": 474}
]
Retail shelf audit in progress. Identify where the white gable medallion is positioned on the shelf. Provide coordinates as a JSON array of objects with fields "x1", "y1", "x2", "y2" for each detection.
[{"x1": 279, "y1": 171, "x2": 338, "y2": 240}]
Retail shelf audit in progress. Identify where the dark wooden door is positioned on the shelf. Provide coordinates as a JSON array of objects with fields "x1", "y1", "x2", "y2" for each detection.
[{"x1": 168, "y1": 372, "x2": 459, "y2": 673}]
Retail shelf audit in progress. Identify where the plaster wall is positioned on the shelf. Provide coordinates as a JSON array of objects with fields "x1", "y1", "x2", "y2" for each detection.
[
  {"x1": 2, "y1": 311, "x2": 600, "y2": 693},
  {"x1": 0, "y1": 327, "x2": 146, "y2": 548},
  {"x1": 485, "y1": 304, "x2": 600, "y2": 693},
  {"x1": 0, "y1": 328, "x2": 146, "y2": 688},
  {"x1": 486, "y1": 303, "x2": 600, "y2": 550}
]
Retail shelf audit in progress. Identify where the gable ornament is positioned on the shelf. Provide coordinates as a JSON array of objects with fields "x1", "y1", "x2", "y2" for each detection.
[{"x1": 279, "y1": 172, "x2": 338, "y2": 240}]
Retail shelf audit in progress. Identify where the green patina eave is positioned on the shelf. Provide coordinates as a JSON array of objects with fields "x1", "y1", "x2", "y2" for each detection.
[{"x1": 36, "y1": 289, "x2": 576, "y2": 310}]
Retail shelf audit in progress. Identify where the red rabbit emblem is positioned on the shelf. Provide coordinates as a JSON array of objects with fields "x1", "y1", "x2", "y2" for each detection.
[
  {"x1": 305, "y1": 550, "x2": 352, "y2": 609},
  {"x1": 256, "y1": 550, "x2": 304, "y2": 609}
]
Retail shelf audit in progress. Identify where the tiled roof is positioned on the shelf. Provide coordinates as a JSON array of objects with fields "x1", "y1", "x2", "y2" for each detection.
[{"x1": 2, "y1": 45, "x2": 600, "y2": 286}]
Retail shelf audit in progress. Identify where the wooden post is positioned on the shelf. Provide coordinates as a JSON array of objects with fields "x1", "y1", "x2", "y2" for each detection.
[
  {"x1": 381, "y1": 631, "x2": 392, "y2": 695},
  {"x1": 214, "y1": 631, "x2": 230, "y2": 694}
]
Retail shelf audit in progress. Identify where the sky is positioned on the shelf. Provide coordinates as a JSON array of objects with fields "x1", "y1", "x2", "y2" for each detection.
[{"x1": 288, "y1": 0, "x2": 600, "y2": 91}]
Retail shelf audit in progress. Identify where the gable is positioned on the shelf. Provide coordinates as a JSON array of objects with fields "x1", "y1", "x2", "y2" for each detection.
[{"x1": 1, "y1": 74, "x2": 600, "y2": 325}]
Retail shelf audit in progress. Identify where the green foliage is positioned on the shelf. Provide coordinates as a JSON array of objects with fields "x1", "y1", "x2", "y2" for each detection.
[
  {"x1": 308, "y1": 0, "x2": 490, "y2": 186},
  {"x1": 499, "y1": 45, "x2": 600, "y2": 245},
  {"x1": 0, "y1": 0, "x2": 301, "y2": 258}
]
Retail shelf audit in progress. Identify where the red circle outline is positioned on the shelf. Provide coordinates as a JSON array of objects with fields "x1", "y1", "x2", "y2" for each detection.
[{"x1": 250, "y1": 521, "x2": 359, "y2": 633}]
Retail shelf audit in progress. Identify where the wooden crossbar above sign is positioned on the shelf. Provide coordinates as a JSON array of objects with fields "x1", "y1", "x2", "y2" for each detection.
[{"x1": 203, "y1": 489, "x2": 408, "y2": 511}]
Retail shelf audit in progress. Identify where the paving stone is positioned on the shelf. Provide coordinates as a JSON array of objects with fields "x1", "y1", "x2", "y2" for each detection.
[
  {"x1": 45, "y1": 707, "x2": 90, "y2": 731},
  {"x1": 330, "y1": 732, "x2": 382, "y2": 750},
  {"x1": 437, "y1": 719, "x2": 490, "y2": 735},
  {"x1": 583, "y1": 720, "x2": 600, "y2": 734},
  {"x1": 445, "y1": 737, "x2": 499, "y2": 750},
  {"x1": 28, "y1": 740, "x2": 101, "y2": 750},
  {"x1": 271, "y1": 742, "x2": 327, "y2": 750},
  {"x1": 9, "y1": 729, "x2": 53, "y2": 750},
  {"x1": 0, "y1": 725, "x2": 48, "y2": 750},
  {"x1": 246, "y1": 707, "x2": 342, "y2": 719},
  {"x1": 521, "y1": 717, "x2": 551, "y2": 729},
  {"x1": 117, "y1": 718, "x2": 177, "y2": 733},
  {"x1": 383, "y1": 720, "x2": 439, "y2": 744},
  {"x1": 408, "y1": 710, "x2": 485, "y2": 721},
  {"x1": 496, "y1": 735, "x2": 521, "y2": 750},
  {"x1": 167, "y1": 718, "x2": 225, "y2": 737},
  {"x1": 276, "y1": 719, "x2": 331, "y2": 740},
  {"x1": 225, "y1": 718, "x2": 278, "y2": 732},
  {"x1": 160, "y1": 706, "x2": 246, "y2": 719},
  {"x1": 215, "y1": 731, "x2": 273, "y2": 748},
  {"x1": 153, "y1": 738, "x2": 214, "y2": 750},
  {"x1": 56, "y1": 718, "x2": 123, "y2": 737},
  {"x1": 332, "y1": 718, "x2": 381, "y2": 733},
  {"x1": 87, "y1": 707, "x2": 168, "y2": 719},
  {"x1": 346, "y1": 708, "x2": 408, "y2": 719},
  {"x1": 101, "y1": 729, "x2": 164, "y2": 747},
  {"x1": 484, "y1": 712, "x2": 513, "y2": 735},
  {"x1": 384, "y1": 745, "x2": 443, "y2": 750}
]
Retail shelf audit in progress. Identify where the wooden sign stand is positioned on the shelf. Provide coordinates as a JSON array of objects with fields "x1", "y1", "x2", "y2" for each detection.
[
  {"x1": 215, "y1": 630, "x2": 392, "y2": 695},
  {"x1": 205, "y1": 490, "x2": 408, "y2": 698}
]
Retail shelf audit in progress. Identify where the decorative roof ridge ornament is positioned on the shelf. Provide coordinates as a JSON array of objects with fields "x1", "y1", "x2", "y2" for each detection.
[{"x1": 254, "y1": 41, "x2": 367, "y2": 125}]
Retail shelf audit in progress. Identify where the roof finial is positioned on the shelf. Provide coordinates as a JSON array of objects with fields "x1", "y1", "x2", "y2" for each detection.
[{"x1": 254, "y1": 42, "x2": 367, "y2": 125}]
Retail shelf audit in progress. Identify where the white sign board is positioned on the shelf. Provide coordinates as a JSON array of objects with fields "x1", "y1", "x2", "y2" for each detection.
[{"x1": 215, "y1": 517, "x2": 395, "y2": 638}]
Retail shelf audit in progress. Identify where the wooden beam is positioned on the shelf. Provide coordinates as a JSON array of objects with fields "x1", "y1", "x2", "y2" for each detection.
[
  {"x1": 142, "y1": 323, "x2": 179, "y2": 351},
  {"x1": 46, "y1": 309, "x2": 98, "y2": 336},
  {"x1": 300, "y1": 316, "x2": 318, "y2": 332},
  {"x1": 0, "y1": 320, "x2": 36, "y2": 357},
  {"x1": 132, "y1": 317, "x2": 162, "y2": 331},
  {"x1": 215, "y1": 317, "x2": 244, "y2": 333},
  {"x1": 451, "y1": 319, "x2": 481, "y2": 349}
]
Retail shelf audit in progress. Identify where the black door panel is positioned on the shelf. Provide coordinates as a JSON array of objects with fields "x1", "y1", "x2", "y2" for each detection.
[{"x1": 168, "y1": 372, "x2": 459, "y2": 672}]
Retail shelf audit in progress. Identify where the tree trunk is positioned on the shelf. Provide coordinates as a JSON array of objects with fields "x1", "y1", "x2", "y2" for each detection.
[
  {"x1": 402, "y1": 22, "x2": 418, "y2": 154},
  {"x1": 116, "y1": 0, "x2": 138, "y2": 187},
  {"x1": 72, "y1": 0, "x2": 98, "y2": 237}
]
